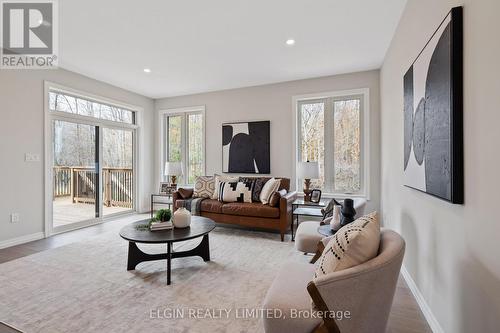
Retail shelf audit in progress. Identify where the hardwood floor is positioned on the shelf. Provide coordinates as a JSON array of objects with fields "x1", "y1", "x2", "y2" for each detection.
[{"x1": 0, "y1": 214, "x2": 431, "y2": 332}]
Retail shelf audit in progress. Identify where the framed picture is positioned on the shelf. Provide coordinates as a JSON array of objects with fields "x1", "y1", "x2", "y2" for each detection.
[
  {"x1": 159, "y1": 182, "x2": 176, "y2": 195},
  {"x1": 403, "y1": 6, "x2": 463, "y2": 204},
  {"x1": 310, "y1": 189, "x2": 322, "y2": 203},
  {"x1": 222, "y1": 121, "x2": 270, "y2": 174}
]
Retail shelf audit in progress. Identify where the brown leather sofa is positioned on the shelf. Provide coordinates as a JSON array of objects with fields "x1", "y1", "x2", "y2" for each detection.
[{"x1": 172, "y1": 177, "x2": 297, "y2": 241}]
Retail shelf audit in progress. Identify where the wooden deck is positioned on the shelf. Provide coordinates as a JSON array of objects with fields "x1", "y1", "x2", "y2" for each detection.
[{"x1": 53, "y1": 197, "x2": 131, "y2": 227}]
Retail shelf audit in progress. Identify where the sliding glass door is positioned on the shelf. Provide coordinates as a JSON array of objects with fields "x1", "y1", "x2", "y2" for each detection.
[
  {"x1": 102, "y1": 128, "x2": 134, "y2": 217},
  {"x1": 52, "y1": 120, "x2": 98, "y2": 228},
  {"x1": 47, "y1": 86, "x2": 138, "y2": 234}
]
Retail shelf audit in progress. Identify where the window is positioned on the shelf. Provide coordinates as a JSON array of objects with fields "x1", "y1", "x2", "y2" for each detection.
[
  {"x1": 49, "y1": 91, "x2": 135, "y2": 124},
  {"x1": 162, "y1": 107, "x2": 205, "y2": 185},
  {"x1": 46, "y1": 83, "x2": 139, "y2": 235},
  {"x1": 296, "y1": 90, "x2": 367, "y2": 195}
]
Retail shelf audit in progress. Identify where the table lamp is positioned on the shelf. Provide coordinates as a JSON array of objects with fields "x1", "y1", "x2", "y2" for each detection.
[
  {"x1": 164, "y1": 161, "x2": 183, "y2": 187},
  {"x1": 297, "y1": 161, "x2": 320, "y2": 201}
]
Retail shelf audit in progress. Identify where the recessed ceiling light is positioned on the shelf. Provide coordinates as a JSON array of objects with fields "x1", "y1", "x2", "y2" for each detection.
[
  {"x1": 286, "y1": 39, "x2": 295, "y2": 46},
  {"x1": 143, "y1": 68, "x2": 151, "y2": 73}
]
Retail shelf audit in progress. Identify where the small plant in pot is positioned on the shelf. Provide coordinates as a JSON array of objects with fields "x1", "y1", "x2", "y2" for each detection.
[{"x1": 155, "y1": 209, "x2": 172, "y2": 222}]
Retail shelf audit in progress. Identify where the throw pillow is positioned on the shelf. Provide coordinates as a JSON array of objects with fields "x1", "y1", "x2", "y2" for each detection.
[
  {"x1": 239, "y1": 177, "x2": 263, "y2": 202},
  {"x1": 259, "y1": 178, "x2": 281, "y2": 204},
  {"x1": 212, "y1": 174, "x2": 239, "y2": 199},
  {"x1": 193, "y1": 176, "x2": 214, "y2": 198},
  {"x1": 178, "y1": 188, "x2": 194, "y2": 199},
  {"x1": 218, "y1": 181, "x2": 253, "y2": 203},
  {"x1": 314, "y1": 212, "x2": 380, "y2": 280},
  {"x1": 268, "y1": 189, "x2": 287, "y2": 207}
]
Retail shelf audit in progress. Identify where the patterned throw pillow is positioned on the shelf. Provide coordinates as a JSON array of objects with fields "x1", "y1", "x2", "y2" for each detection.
[
  {"x1": 314, "y1": 212, "x2": 380, "y2": 279},
  {"x1": 259, "y1": 178, "x2": 281, "y2": 204},
  {"x1": 218, "y1": 181, "x2": 254, "y2": 203},
  {"x1": 212, "y1": 174, "x2": 239, "y2": 199},
  {"x1": 193, "y1": 176, "x2": 215, "y2": 198},
  {"x1": 239, "y1": 177, "x2": 261, "y2": 202}
]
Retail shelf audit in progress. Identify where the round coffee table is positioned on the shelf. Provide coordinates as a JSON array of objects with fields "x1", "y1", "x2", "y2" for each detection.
[{"x1": 119, "y1": 216, "x2": 215, "y2": 285}]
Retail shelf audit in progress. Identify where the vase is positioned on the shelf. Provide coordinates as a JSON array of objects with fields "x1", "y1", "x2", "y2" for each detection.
[
  {"x1": 340, "y1": 198, "x2": 356, "y2": 226},
  {"x1": 331, "y1": 205, "x2": 341, "y2": 231},
  {"x1": 173, "y1": 207, "x2": 191, "y2": 228}
]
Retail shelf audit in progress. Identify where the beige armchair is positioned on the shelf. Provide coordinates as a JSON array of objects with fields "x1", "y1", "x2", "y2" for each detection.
[{"x1": 262, "y1": 229, "x2": 405, "y2": 333}]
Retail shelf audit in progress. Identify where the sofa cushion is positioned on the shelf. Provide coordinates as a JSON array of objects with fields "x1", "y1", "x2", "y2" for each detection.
[
  {"x1": 315, "y1": 212, "x2": 380, "y2": 279},
  {"x1": 193, "y1": 176, "x2": 215, "y2": 198},
  {"x1": 212, "y1": 174, "x2": 239, "y2": 199},
  {"x1": 262, "y1": 261, "x2": 321, "y2": 333},
  {"x1": 259, "y1": 178, "x2": 281, "y2": 204},
  {"x1": 221, "y1": 202, "x2": 280, "y2": 218},
  {"x1": 218, "y1": 181, "x2": 253, "y2": 203},
  {"x1": 200, "y1": 199, "x2": 223, "y2": 214},
  {"x1": 269, "y1": 189, "x2": 287, "y2": 207}
]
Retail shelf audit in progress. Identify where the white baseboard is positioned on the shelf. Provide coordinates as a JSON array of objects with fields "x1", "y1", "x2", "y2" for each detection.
[
  {"x1": 401, "y1": 265, "x2": 444, "y2": 333},
  {"x1": 0, "y1": 232, "x2": 45, "y2": 249}
]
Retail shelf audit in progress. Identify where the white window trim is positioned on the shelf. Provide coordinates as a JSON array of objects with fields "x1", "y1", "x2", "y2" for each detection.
[
  {"x1": 43, "y1": 81, "x2": 143, "y2": 237},
  {"x1": 158, "y1": 106, "x2": 206, "y2": 186},
  {"x1": 292, "y1": 88, "x2": 370, "y2": 200}
]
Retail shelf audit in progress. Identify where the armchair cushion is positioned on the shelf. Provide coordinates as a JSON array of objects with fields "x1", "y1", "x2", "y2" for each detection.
[
  {"x1": 262, "y1": 261, "x2": 321, "y2": 333},
  {"x1": 315, "y1": 212, "x2": 380, "y2": 279}
]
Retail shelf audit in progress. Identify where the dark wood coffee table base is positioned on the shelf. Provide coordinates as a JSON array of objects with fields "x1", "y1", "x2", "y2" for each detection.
[{"x1": 126, "y1": 234, "x2": 210, "y2": 285}]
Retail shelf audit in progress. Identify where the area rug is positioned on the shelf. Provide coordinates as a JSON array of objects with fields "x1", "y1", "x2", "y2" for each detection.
[{"x1": 0, "y1": 226, "x2": 308, "y2": 333}]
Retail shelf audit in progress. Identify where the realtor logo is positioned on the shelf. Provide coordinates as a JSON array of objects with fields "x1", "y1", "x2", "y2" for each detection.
[{"x1": 1, "y1": 0, "x2": 58, "y2": 68}]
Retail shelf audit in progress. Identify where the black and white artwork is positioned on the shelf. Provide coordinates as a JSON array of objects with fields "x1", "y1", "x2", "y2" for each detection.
[
  {"x1": 222, "y1": 121, "x2": 270, "y2": 174},
  {"x1": 403, "y1": 7, "x2": 463, "y2": 204}
]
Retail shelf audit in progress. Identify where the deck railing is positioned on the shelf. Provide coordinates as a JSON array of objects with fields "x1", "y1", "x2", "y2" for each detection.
[{"x1": 53, "y1": 166, "x2": 133, "y2": 208}]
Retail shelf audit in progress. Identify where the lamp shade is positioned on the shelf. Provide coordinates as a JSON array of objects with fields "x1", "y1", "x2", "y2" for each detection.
[
  {"x1": 164, "y1": 161, "x2": 183, "y2": 176},
  {"x1": 297, "y1": 161, "x2": 319, "y2": 179}
]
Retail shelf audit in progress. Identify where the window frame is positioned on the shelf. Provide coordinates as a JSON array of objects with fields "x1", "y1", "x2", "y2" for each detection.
[
  {"x1": 44, "y1": 81, "x2": 142, "y2": 237},
  {"x1": 159, "y1": 106, "x2": 206, "y2": 186},
  {"x1": 292, "y1": 88, "x2": 370, "y2": 199}
]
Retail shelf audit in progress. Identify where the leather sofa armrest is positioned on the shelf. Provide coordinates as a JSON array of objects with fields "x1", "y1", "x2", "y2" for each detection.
[
  {"x1": 278, "y1": 191, "x2": 297, "y2": 240},
  {"x1": 172, "y1": 188, "x2": 193, "y2": 211}
]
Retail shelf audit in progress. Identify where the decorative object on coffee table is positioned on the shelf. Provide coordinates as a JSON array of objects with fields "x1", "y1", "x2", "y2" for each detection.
[
  {"x1": 340, "y1": 198, "x2": 356, "y2": 226},
  {"x1": 403, "y1": 6, "x2": 463, "y2": 204},
  {"x1": 164, "y1": 161, "x2": 183, "y2": 187},
  {"x1": 297, "y1": 161, "x2": 320, "y2": 201},
  {"x1": 155, "y1": 208, "x2": 172, "y2": 222},
  {"x1": 222, "y1": 121, "x2": 270, "y2": 174},
  {"x1": 173, "y1": 205, "x2": 191, "y2": 228},
  {"x1": 119, "y1": 216, "x2": 215, "y2": 285}
]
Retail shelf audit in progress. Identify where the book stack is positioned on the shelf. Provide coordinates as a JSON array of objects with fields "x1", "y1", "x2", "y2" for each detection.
[{"x1": 150, "y1": 221, "x2": 174, "y2": 231}]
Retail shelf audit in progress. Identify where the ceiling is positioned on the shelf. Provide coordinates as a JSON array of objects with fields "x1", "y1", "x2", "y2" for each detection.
[{"x1": 59, "y1": 0, "x2": 407, "y2": 99}]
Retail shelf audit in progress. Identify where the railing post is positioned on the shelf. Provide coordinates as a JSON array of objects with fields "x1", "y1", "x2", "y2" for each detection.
[{"x1": 105, "y1": 169, "x2": 111, "y2": 207}]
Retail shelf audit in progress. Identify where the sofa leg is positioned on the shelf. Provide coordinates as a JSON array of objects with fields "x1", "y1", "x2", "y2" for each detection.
[{"x1": 280, "y1": 232, "x2": 285, "y2": 242}]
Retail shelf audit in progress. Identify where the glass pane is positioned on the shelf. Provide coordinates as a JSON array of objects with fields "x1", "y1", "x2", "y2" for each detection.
[
  {"x1": 48, "y1": 91, "x2": 134, "y2": 124},
  {"x1": 167, "y1": 115, "x2": 183, "y2": 183},
  {"x1": 299, "y1": 102, "x2": 325, "y2": 190},
  {"x1": 102, "y1": 128, "x2": 134, "y2": 216},
  {"x1": 334, "y1": 99, "x2": 361, "y2": 192},
  {"x1": 52, "y1": 120, "x2": 97, "y2": 227},
  {"x1": 188, "y1": 113, "x2": 203, "y2": 184}
]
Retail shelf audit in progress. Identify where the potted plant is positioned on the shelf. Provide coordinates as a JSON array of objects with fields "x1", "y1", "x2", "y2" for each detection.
[{"x1": 155, "y1": 208, "x2": 172, "y2": 222}]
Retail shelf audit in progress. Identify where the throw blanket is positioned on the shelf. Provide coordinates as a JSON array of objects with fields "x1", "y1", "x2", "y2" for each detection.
[{"x1": 182, "y1": 197, "x2": 205, "y2": 215}]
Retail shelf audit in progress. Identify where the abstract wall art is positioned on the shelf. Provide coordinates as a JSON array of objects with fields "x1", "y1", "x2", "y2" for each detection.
[
  {"x1": 222, "y1": 121, "x2": 270, "y2": 174},
  {"x1": 403, "y1": 6, "x2": 463, "y2": 204}
]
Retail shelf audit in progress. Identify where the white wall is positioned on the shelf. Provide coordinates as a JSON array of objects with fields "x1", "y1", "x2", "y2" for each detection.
[
  {"x1": 155, "y1": 71, "x2": 381, "y2": 213},
  {"x1": 0, "y1": 69, "x2": 155, "y2": 243},
  {"x1": 380, "y1": 0, "x2": 500, "y2": 332}
]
